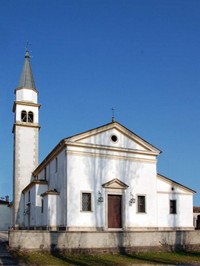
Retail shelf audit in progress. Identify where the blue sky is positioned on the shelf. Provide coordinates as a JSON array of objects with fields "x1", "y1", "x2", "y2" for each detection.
[{"x1": 0, "y1": 0, "x2": 200, "y2": 204}]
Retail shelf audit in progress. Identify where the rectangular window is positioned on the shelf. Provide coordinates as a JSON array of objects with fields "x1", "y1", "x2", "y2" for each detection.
[
  {"x1": 28, "y1": 191, "x2": 30, "y2": 202},
  {"x1": 137, "y1": 195, "x2": 146, "y2": 213},
  {"x1": 170, "y1": 200, "x2": 177, "y2": 214},
  {"x1": 55, "y1": 157, "x2": 58, "y2": 173},
  {"x1": 82, "y1": 193, "x2": 92, "y2": 211},
  {"x1": 44, "y1": 167, "x2": 47, "y2": 180},
  {"x1": 41, "y1": 199, "x2": 44, "y2": 213}
]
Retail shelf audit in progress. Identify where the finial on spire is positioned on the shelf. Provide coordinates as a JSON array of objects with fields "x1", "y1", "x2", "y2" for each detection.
[
  {"x1": 111, "y1": 107, "x2": 116, "y2": 122},
  {"x1": 25, "y1": 41, "x2": 31, "y2": 58}
]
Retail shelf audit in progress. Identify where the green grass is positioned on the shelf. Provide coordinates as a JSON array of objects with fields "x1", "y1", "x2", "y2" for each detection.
[{"x1": 11, "y1": 250, "x2": 200, "y2": 265}]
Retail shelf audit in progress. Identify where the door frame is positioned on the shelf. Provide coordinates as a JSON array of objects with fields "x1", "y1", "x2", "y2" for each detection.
[
  {"x1": 105, "y1": 188, "x2": 125, "y2": 230},
  {"x1": 108, "y1": 194, "x2": 122, "y2": 229}
]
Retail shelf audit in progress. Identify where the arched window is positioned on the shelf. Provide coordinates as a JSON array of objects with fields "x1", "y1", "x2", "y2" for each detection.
[
  {"x1": 28, "y1": 111, "x2": 34, "y2": 123},
  {"x1": 21, "y1": 110, "x2": 27, "y2": 122}
]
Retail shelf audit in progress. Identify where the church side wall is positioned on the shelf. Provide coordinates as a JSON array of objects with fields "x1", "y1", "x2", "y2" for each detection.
[
  {"x1": 47, "y1": 194, "x2": 61, "y2": 227},
  {"x1": 47, "y1": 149, "x2": 65, "y2": 193},
  {"x1": 36, "y1": 149, "x2": 66, "y2": 227},
  {"x1": 157, "y1": 178, "x2": 194, "y2": 229},
  {"x1": 157, "y1": 193, "x2": 193, "y2": 228},
  {"x1": 35, "y1": 184, "x2": 48, "y2": 226}
]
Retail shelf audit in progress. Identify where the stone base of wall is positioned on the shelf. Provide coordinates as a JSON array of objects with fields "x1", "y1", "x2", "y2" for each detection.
[{"x1": 8, "y1": 230, "x2": 200, "y2": 253}]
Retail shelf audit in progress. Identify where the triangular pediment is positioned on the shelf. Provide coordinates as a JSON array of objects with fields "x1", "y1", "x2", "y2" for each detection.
[
  {"x1": 157, "y1": 174, "x2": 196, "y2": 194},
  {"x1": 33, "y1": 121, "x2": 161, "y2": 177},
  {"x1": 65, "y1": 121, "x2": 161, "y2": 155},
  {"x1": 102, "y1": 178, "x2": 129, "y2": 189}
]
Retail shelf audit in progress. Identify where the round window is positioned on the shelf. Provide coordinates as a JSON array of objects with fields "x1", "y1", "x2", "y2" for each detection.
[{"x1": 111, "y1": 135, "x2": 118, "y2": 142}]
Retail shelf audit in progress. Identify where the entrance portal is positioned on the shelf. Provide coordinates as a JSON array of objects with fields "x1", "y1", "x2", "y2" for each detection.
[{"x1": 108, "y1": 195, "x2": 122, "y2": 228}]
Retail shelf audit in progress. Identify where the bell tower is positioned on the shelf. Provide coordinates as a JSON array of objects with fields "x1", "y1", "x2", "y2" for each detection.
[{"x1": 12, "y1": 49, "x2": 40, "y2": 228}]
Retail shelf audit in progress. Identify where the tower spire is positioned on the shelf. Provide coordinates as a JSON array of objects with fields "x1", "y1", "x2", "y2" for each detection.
[{"x1": 18, "y1": 49, "x2": 36, "y2": 90}]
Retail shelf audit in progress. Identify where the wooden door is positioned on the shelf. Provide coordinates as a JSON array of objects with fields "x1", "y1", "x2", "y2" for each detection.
[{"x1": 108, "y1": 195, "x2": 122, "y2": 228}]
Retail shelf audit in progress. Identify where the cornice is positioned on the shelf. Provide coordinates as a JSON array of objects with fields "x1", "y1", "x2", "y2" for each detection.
[
  {"x1": 67, "y1": 150, "x2": 157, "y2": 163},
  {"x1": 15, "y1": 87, "x2": 38, "y2": 94},
  {"x1": 102, "y1": 178, "x2": 129, "y2": 189},
  {"x1": 157, "y1": 174, "x2": 196, "y2": 194},
  {"x1": 65, "y1": 141, "x2": 159, "y2": 156},
  {"x1": 13, "y1": 101, "x2": 41, "y2": 112},
  {"x1": 12, "y1": 122, "x2": 40, "y2": 133},
  {"x1": 33, "y1": 138, "x2": 157, "y2": 176},
  {"x1": 33, "y1": 140, "x2": 66, "y2": 176},
  {"x1": 157, "y1": 191, "x2": 192, "y2": 196},
  {"x1": 41, "y1": 189, "x2": 60, "y2": 197},
  {"x1": 22, "y1": 180, "x2": 48, "y2": 193}
]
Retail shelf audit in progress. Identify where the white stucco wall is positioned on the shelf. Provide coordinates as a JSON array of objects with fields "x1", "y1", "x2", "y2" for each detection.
[
  {"x1": 35, "y1": 184, "x2": 48, "y2": 226},
  {"x1": 78, "y1": 128, "x2": 147, "y2": 151},
  {"x1": 0, "y1": 204, "x2": 11, "y2": 230},
  {"x1": 157, "y1": 177, "x2": 194, "y2": 228},
  {"x1": 39, "y1": 150, "x2": 66, "y2": 226},
  {"x1": 15, "y1": 105, "x2": 39, "y2": 123},
  {"x1": 66, "y1": 142, "x2": 158, "y2": 230},
  {"x1": 13, "y1": 125, "x2": 39, "y2": 227},
  {"x1": 46, "y1": 194, "x2": 61, "y2": 227},
  {"x1": 16, "y1": 88, "x2": 38, "y2": 103},
  {"x1": 31, "y1": 125, "x2": 194, "y2": 231},
  {"x1": 24, "y1": 183, "x2": 48, "y2": 227}
]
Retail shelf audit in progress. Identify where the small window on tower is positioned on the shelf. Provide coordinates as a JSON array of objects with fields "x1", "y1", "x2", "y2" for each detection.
[
  {"x1": 21, "y1": 110, "x2": 27, "y2": 122},
  {"x1": 55, "y1": 157, "x2": 58, "y2": 173},
  {"x1": 28, "y1": 111, "x2": 34, "y2": 123},
  {"x1": 44, "y1": 167, "x2": 47, "y2": 180},
  {"x1": 41, "y1": 199, "x2": 44, "y2": 213}
]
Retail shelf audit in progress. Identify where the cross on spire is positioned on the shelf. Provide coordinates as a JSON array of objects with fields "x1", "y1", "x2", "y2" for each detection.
[
  {"x1": 111, "y1": 107, "x2": 116, "y2": 122},
  {"x1": 25, "y1": 41, "x2": 31, "y2": 52}
]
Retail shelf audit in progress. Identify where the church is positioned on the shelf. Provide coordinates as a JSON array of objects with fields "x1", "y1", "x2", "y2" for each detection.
[{"x1": 12, "y1": 50, "x2": 195, "y2": 234}]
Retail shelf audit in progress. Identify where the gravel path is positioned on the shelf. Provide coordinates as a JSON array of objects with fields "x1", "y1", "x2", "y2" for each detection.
[{"x1": 0, "y1": 231, "x2": 19, "y2": 266}]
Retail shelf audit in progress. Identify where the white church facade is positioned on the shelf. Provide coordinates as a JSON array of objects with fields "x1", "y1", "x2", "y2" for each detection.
[{"x1": 12, "y1": 51, "x2": 195, "y2": 233}]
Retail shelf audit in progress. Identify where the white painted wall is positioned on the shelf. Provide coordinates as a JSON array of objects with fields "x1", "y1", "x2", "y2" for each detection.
[
  {"x1": 35, "y1": 184, "x2": 48, "y2": 226},
  {"x1": 13, "y1": 126, "x2": 39, "y2": 227},
  {"x1": 0, "y1": 204, "x2": 11, "y2": 230},
  {"x1": 43, "y1": 194, "x2": 61, "y2": 227},
  {"x1": 16, "y1": 88, "x2": 38, "y2": 103},
  {"x1": 37, "y1": 149, "x2": 66, "y2": 226},
  {"x1": 24, "y1": 184, "x2": 48, "y2": 227},
  {"x1": 13, "y1": 85, "x2": 39, "y2": 227},
  {"x1": 31, "y1": 125, "x2": 194, "y2": 231},
  {"x1": 78, "y1": 128, "x2": 147, "y2": 151},
  {"x1": 157, "y1": 177, "x2": 193, "y2": 228},
  {"x1": 15, "y1": 105, "x2": 39, "y2": 123},
  {"x1": 66, "y1": 147, "x2": 158, "y2": 229}
]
